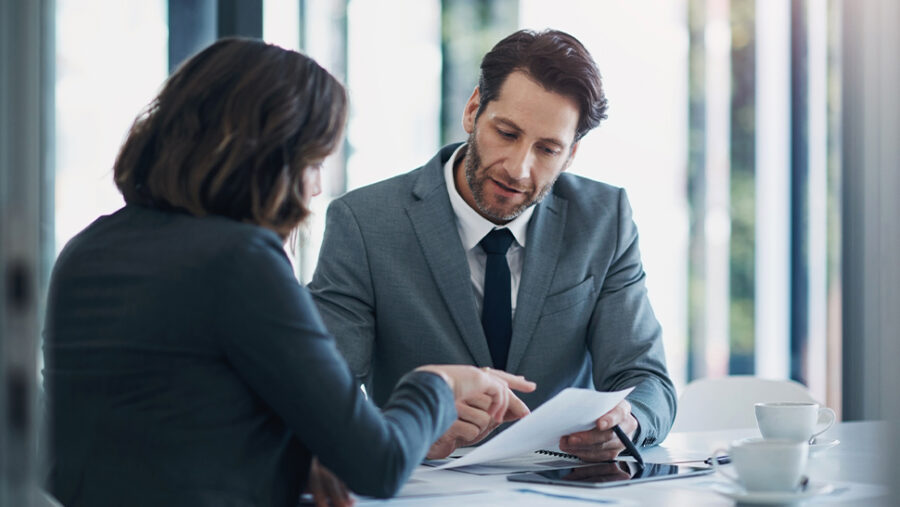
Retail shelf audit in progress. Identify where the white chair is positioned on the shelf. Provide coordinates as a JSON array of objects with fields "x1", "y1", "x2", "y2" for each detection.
[{"x1": 671, "y1": 375, "x2": 819, "y2": 432}]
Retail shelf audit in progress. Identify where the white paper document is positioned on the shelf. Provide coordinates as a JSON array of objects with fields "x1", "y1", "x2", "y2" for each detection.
[{"x1": 435, "y1": 387, "x2": 634, "y2": 470}]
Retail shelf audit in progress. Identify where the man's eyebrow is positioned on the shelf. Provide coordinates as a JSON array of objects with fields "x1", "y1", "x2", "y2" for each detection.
[
  {"x1": 494, "y1": 117, "x2": 523, "y2": 133},
  {"x1": 494, "y1": 117, "x2": 566, "y2": 149}
]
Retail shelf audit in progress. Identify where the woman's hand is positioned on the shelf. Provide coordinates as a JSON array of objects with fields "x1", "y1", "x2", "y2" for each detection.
[
  {"x1": 416, "y1": 365, "x2": 535, "y2": 422},
  {"x1": 306, "y1": 457, "x2": 354, "y2": 507},
  {"x1": 416, "y1": 365, "x2": 536, "y2": 459}
]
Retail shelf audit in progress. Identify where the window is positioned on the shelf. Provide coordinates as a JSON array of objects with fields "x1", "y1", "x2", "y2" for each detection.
[{"x1": 55, "y1": 0, "x2": 167, "y2": 254}]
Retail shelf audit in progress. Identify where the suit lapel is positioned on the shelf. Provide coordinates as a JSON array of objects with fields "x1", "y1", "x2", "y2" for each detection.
[
  {"x1": 506, "y1": 193, "x2": 568, "y2": 373},
  {"x1": 405, "y1": 145, "x2": 494, "y2": 367}
]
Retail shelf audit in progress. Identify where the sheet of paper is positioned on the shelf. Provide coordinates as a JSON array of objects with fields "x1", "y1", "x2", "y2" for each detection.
[{"x1": 435, "y1": 387, "x2": 634, "y2": 470}]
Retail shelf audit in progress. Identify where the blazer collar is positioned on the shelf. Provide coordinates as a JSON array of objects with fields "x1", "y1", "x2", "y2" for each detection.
[
  {"x1": 411, "y1": 143, "x2": 463, "y2": 200},
  {"x1": 406, "y1": 143, "x2": 494, "y2": 366}
]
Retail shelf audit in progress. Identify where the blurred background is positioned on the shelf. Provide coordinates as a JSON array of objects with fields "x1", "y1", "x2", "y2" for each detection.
[
  {"x1": 3, "y1": 0, "x2": 899, "y2": 504},
  {"x1": 49, "y1": 0, "x2": 842, "y2": 402}
]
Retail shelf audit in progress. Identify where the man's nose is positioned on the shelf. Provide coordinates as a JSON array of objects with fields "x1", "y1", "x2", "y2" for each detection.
[{"x1": 505, "y1": 144, "x2": 533, "y2": 181}]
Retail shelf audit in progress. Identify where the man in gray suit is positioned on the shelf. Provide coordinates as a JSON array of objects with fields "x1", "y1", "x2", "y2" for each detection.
[{"x1": 310, "y1": 29, "x2": 675, "y2": 461}]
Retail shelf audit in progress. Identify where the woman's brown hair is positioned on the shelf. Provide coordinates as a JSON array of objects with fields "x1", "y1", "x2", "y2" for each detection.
[{"x1": 113, "y1": 38, "x2": 347, "y2": 238}]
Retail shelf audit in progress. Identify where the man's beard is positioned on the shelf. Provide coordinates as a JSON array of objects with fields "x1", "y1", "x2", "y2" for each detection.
[{"x1": 464, "y1": 129, "x2": 558, "y2": 223}]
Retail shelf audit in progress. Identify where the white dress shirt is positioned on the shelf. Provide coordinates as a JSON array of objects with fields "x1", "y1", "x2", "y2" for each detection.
[{"x1": 443, "y1": 144, "x2": 536, "y2": 319}]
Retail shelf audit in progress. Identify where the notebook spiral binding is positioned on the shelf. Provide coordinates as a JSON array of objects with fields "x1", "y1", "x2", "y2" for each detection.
[{"x1": 535, "y1": 449, "x2": 580, "y2": 460}]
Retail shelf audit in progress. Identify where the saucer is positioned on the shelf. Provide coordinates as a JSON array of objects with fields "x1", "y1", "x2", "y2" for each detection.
[
  {"x1": 712, "y1": 481, "x2": 834, "y2": 504},
  {"x1": 809, "y1": 438, "x2": 840, "y2": 456}
]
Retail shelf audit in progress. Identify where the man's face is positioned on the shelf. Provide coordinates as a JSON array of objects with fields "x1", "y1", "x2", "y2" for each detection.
[{"x1": 457, "y1": 71, "x2": 580, "y2": 224}]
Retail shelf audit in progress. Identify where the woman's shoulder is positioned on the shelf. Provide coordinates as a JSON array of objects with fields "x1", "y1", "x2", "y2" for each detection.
[
  {"x1": 56, "y1": 205, "x2": 287, "y2": 276},
  {"x1": 128, "y1": 205, "x2": 284, "y2": 250}
]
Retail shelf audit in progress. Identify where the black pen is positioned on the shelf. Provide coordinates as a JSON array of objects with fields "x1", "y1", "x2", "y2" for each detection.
[
  {"x1": 704, "y1": 455, "x2": 731, "y2": 465},
  {"x1": 613, "y1": 424, "x2": 644, "y2": 466}
]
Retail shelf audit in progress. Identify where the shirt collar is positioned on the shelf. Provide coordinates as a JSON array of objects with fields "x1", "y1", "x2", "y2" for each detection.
[{"x1": 443, "y1": 143, "x2": 535, "y2": 251}]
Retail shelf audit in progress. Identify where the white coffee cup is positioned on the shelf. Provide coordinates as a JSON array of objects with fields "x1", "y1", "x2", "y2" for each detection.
[
  {"x1": 755, "y1": 402, "x2": 836, "y2": 442},
  {"x1": 711, "y1": 438, "x2": 809, "y2": 492}
]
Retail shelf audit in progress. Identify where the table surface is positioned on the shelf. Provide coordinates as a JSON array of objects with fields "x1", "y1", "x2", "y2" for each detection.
[{"x1": 357, "y1": 421, "x2": 893, "y2": 506}]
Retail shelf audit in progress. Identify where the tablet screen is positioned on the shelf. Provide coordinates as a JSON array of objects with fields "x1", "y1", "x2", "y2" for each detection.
[{"x1": 508, "y1": 461, "x2": 712, "y2": 488}]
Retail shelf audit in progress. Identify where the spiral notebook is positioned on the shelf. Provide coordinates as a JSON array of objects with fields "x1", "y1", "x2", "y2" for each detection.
[{"x1": 424, "y1": 448, "x2": 587, "y2": 475}]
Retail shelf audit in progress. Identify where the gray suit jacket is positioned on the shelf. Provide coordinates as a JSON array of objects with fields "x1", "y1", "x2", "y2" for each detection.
[{"x1": 310, "y1": 143, "x2": 676, "y2": 446}]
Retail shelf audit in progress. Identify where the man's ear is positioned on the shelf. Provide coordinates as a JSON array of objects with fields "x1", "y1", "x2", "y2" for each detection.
[
  {"x1": 462, "y1": 87, "x2": 481, "y2": 134},
  {"x1": 563, "y1": 141, "x2": 580, "y2": 171}
]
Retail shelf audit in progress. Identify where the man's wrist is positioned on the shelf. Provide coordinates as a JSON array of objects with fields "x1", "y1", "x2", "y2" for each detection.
[
  {"x1": 629, "y1": 409, "x2": 652, "y2": 446},
  {"x1": 629, "y1": 413, "x2": 641, "y2": 441}
]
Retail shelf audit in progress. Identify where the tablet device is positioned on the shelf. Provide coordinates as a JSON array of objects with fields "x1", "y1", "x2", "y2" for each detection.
[{"x1": 507, "y1": 461, "x2": 713, "y2": 488}]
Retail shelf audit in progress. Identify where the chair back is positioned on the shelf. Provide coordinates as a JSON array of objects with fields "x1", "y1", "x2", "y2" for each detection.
[{"x1": 671, "y1": 375, "x2": 818, "y2": 432}]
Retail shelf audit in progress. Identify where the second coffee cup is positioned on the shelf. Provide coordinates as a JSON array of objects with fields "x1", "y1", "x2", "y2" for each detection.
[{"x1": 755, "y1": 402, "x2": 835, "y2": 442}]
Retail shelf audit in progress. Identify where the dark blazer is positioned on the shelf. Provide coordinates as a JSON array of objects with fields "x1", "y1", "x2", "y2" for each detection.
[
  {"x1": 43, "y1": 205, "x2": 454, "y2": 507},
  {"x1": 310, "y1": 143, "x2": 676, "y2": 447}
]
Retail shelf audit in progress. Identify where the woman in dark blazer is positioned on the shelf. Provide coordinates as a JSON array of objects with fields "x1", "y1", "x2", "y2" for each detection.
[{"x1": 43, "y1": 38, "x2": 533, "y2": 507}]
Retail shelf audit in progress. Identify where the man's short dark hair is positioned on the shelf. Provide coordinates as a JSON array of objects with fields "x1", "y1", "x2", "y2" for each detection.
[
  {"x1": 113, "y1": 38, "x2": 347, "y2": 238},
  {"x1": 477, "y1": 29, "x2": 608, "y2": 142}
]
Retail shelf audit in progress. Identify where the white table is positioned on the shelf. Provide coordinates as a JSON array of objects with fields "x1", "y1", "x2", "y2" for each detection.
[{"x1": 358, "y1": 421, "x2": 892, "y2": 505}]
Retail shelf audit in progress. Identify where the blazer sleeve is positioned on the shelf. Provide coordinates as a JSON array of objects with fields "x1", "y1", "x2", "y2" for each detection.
[
  {"x1": 215, "y1": 231, "x2": 455, "y2": 498},
  {"x1": 587, "y1": 188, "x2": 677, "y2": 447},
  {"x1": 307, "y1": 198, "x2": 377, "y2": 385}
]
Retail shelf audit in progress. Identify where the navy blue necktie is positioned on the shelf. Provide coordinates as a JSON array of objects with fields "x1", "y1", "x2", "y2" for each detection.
[{"x1": 480, "y1": 228, "x2": 515, "y2": 371}]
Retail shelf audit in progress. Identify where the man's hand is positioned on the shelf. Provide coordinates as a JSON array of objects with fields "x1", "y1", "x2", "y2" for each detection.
[
  {"x1": 306, "y1": 457, "x2": 354, "y2": 507},
  {"x1": 423, "y1": 368, "x2": 535, "y2": 459},
  {"x1": 558, "y1": 399, "x2": 639, "y2": 462}
]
